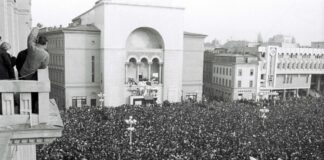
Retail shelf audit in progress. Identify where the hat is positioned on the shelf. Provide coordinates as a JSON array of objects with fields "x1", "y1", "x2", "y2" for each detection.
[{"x1": 0, "y1": 42, "x2": 11, "y2": 51}]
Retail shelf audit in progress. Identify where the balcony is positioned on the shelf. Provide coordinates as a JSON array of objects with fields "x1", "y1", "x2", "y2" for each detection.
[{"x1": 0, "y1": 69, "x2": 63, "y2": 160}]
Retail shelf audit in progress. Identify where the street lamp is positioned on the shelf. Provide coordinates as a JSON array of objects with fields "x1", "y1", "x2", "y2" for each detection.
[
  {"x1": 260, "y1": 106, "x2": 269, "y2": 127},
  {"x1": 125, "y1": 116, "x2": 137, "y2": 149},
  {"x1": 98, "y1": 92, "x2": 105, "y2": 109}
]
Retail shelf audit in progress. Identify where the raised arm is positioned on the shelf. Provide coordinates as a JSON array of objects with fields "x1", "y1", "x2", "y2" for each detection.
[{"x1": 27, "y1": 27, "x2": 39, "y2": 52}]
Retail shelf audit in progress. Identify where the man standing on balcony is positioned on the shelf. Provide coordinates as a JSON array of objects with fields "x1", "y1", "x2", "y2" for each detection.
[
  {"x1": 20, "y1": 26, "x2": 49, "y2": 80},
  {"x1": 0, "y1": 42, "x2": 15, "y2": 80}
]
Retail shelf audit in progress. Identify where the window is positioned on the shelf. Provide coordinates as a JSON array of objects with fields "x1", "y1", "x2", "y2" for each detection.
[
  {"x1": 225, "y1": 79, "x2": 228, "y2": 86},
  {"x1": 261, "y1": 74, "x2": 265, "y2": 80},
  {"x1": 238, "y1": 81, "x2": 242, "y2": 88},
  {"x1": 249, "y1": 81, "x2": 253, "y2": 87},
  {"x1": 292, "y1": 63, "x2": 295, "y2": 69},
  {"x1": 238, "y1": 69, "x2": 242, "y2": 76},
  {"x1": 261, "y1": 52, "x2": 265, "y2": 58},
  {"x1": 245, "y1": 58, "x2": 248, "y2": 63},
  {"x1": 223, "y1": 68, "x2": 225, "y2": 75},
  {"x1": 229, "y1": 80, "x2": 232, "y2": 87},
  {"x1": 72, "y1": 96, "x2": 87, "y2": 107},
  {"x1": 277, "y1": 63, "x2": 281, "y2": 69},
  {"x1": 301, "y1": 63, "x2": 304, "y2": 69},
  {"x1": 229, "y1": 69, "x2": 232, "y2": 76},
  {"x1": 250, "y1": 69, "x2": 254, "y2": 76},
  {"x1": 283, "y1": 63, "x2": 286, "y2": 69},
  {"x1": 216, "y1": 67, "x2": 219, "y2": 74},
  {"x1": 226, "y1": 68, "x2": 228, "y2": 75},
  {"x1": 287, "y1": 63, "x2": 291, "y2": 69},
  {"x1": 91, "y1": 56, "x2": 95, "y2": 82},
  {"x1": 222, "y1": 79, "x2": 224, "y2": 86}
]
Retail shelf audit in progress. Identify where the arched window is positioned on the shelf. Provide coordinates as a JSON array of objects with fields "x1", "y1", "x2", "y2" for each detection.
[
  {"x1": 287, "y1": 63, "x2": 291, "y2": 69},
  {"x1": 139, "y1": 58, "x2": 149, "y2": 81},
  {"x1": 151, "y1": 58, "x2": 161, "y2": 83},
  {"x1": 127, "y1": 58, "x2": 138, "y2": 82}
]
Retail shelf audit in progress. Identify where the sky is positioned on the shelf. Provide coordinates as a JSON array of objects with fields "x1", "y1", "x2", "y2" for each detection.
[{"x1": 31, "y1": 0, "x2": 324, "y2": 45}]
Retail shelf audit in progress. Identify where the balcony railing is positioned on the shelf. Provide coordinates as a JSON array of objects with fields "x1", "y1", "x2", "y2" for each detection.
[{"x1": 0, "y1": 69, "x2": 51, "y2": 127}]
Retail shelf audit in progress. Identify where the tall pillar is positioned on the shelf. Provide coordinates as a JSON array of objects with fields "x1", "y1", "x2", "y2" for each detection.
[
  {"x1": 125, "y1": 63, "x2": 128, "y2": 84},
  {"x1": 159, "y1": 63, "x2": 163, "y2": 84},
  {"x1": 136, "y1": 63, "x2": 140, "y2": 82},
  {"x1": 317, "y1": 75, "x2": 321, "y2": 92},
  {"x1": 148, "y1": 62, "x2": 152, "y2": 81},
  {"x1": 283, "y1": 89, "x2": 286, "y2": 101}
]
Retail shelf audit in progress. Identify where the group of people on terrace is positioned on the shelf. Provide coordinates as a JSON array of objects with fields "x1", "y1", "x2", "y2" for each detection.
[{"x1": 0, "y1": 25, "x2": 49, "y2": 80}]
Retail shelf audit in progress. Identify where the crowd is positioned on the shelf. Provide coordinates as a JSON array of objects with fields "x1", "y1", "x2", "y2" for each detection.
[{"x1": 37, "y1": 97, "x2": 324, "y2": 160}]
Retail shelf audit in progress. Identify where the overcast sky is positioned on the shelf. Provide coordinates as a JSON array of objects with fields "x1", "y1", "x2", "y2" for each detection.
[{"x1": 31, "y1": 0, "x2": 324, "y2": 45}]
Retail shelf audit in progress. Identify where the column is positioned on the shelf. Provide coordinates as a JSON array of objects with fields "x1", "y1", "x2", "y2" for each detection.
[
  {"x1": 159, "y1": 63, "x2": 163, "y2": 84},
  {"x1": 136, "y1": 63, "x2": 140, "y2": 82},
  {"x1": 283, "y1": 89, "x2": 286, "y2": 101},
  {"x1": 317, "y1": 75, "x2": 321, "y2": 91},
  {"x1": 148, "y1": 62, "x2": 152, "y2": 81},
  {"x1": 125, "y1": 63, "x2": 128, "y2": 84}
]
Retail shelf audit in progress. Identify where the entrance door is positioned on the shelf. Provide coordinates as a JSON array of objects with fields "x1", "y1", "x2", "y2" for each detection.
[{"x1": 91, "y1": 99, "x2": 97, "y2": 107}]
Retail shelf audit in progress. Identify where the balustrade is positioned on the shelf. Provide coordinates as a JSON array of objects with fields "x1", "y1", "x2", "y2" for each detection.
[{"x1": 0, "y1": 69, "x2": 50, "y2": 127}]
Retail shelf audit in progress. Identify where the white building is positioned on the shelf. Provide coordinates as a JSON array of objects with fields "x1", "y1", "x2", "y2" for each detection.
[
  {"x1": 204, "y1": 46, "x2": 324, "y2": 101},
  {"x1": 42, "y1": 0, "x2": 206, "y2": 108}
]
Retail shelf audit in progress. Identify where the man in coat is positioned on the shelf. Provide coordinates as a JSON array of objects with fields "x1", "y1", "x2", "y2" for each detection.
[
  {"x1": 20, "y1": 27, "x2": 49, "y2": 80},
  {"x1": 0, "y1": 42, "x2": 15, "y2": 80}
]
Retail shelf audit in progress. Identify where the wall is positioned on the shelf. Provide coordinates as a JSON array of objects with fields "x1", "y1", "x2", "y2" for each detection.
[
  {"x1": 182, "y1": 34, "x2": 205, "y2": 101},
  {"x1": 77, "y1": 1, "x2": 185, "y2": 106}
]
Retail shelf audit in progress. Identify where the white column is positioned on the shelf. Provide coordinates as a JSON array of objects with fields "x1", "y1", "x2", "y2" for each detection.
[
  {"x1": 148, "y1": 62, "x2": 152, "y2": 81},
  {"x1": 159, "y1": 63, "x2": 163, "y2": 84},
  {"x1": 125, "y1": 63, "x2": 128, "y2": 84},
  {"x1": 136, "y1": 63, "x2": 140, "y2": 82},
  {"x1": 317, "y1": 75, "x2": 321, "y2": 91},
  {"x1": 2, "y1": 93, "x2": 14, "y2": 115}
]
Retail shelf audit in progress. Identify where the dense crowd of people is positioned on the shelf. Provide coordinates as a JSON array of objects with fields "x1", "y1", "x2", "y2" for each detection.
[{"x1": 37, "y1": 97, "x2": 324, "y2": 160}]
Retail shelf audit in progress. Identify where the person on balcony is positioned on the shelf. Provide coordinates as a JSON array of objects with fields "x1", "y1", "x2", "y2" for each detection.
[
  {"x1": 0, "y1": 42, "x2": 16, "y2": 80},
  {"x1": 20, "y1": 26, "x2": 49, "y2": 80}
]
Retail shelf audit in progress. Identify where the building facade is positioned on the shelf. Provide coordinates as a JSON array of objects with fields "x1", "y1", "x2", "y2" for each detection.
[
  {"x1": 311, "y1": 42, "x2": 324, "y2": 48},
  {"x1": 204, "y1": 46, "x2": 324, "y2": 101},
  {"x1": 41, "y1": 25, "x2": 101, "y2": 109},
  {"x1": 0, "y1": 0, "x2": 31, "y2": 54},
  {"x1": 204, "y1": 53, "x2": 258, "y2": 101},
  {"x1": 43, "y1": 0, "x2": 206, "y2": 108}
]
